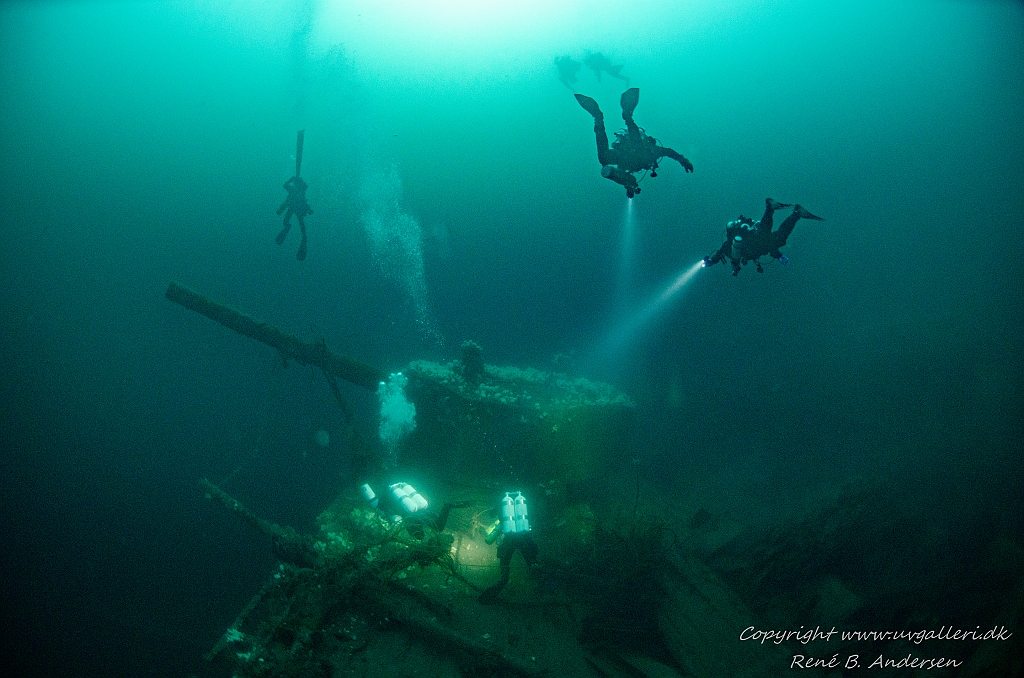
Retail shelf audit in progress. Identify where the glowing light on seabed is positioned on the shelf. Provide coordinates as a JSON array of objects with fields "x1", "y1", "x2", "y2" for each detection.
[{"x1": 599, "y1": 259, "x2": 705, "y2": 356}]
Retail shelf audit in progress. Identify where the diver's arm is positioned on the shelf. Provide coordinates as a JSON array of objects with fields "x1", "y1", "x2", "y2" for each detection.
[
  {"x1": 658, "y1": 147, "x2": 693, "y2": 173},
  {"x1": 703, "y1": 242, "x2": 730, "y2": 266}
]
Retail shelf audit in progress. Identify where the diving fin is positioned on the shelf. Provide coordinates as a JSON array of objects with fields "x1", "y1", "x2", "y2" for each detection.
[
  {"x1": 574, "y1": 93, "x2": 603, "y2": 118},
  {"x1": 275, "y1": 225, "x2": 290, "y2": 245},
  {"x1": 295, "y1": 129, "x2": 304, "y2": 177},
  {"x1": 793, "y1": 205, "x2": 824, "y2": 221},
  {"x1": 619, "y1": 88, "x2": 639, "y2": 117}
]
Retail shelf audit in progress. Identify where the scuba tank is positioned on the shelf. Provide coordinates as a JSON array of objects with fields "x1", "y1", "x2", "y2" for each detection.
[
  {"x1": 501, "y1": 493, "x2": 516, "y2": 534},
  {"x1": 730, "y1": 234, "x2": 746, "y2": 261},
  {"x1": 499, "y1": 492, "x2": 530, "y2": 534},
  {"x1": 393, "y1": 484, "x2": 417, "y2": 514},
  {"x1": 389, "y1": 482, "x2": 428, "y2": 514},
  {"x1": 407, "y1": 485, "x2": 428, "y2": 511},
  {"x1": 488, "y1": 492, "x2": 531, "y2": 543},
  {"x1": 600, "y1": 165, "x2": 640, "y2": 197},
  {"x1": 360, "y1": 483, "x2": 378, "y2": 509},
  {"x1": 513, "y1": 492, "x2": 530, "y2": 533}
]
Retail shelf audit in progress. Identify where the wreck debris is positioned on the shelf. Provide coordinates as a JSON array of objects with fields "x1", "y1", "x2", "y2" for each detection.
[
  {"x1": 165, "y1": 281, "x2": 382, "y2": 390},
  {"x1": 201, "y1": 479, "x2": 552, "y2": 676},
  {"x1": 200, "y1": 478, "x2": 318, "y2": 568}
]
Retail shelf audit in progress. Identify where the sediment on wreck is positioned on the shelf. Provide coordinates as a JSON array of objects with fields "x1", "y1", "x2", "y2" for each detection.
[{"x1": 401, "y1": 358, "x2": 635, "y2": 485}]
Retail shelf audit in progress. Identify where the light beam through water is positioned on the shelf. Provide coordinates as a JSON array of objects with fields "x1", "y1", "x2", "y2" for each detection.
[
  {"x1": 614, "y1": 198, "x2": 635, "y2": 314},
  {"x1": 598, "y1": 259, "x2": 705, "y2": 358}
]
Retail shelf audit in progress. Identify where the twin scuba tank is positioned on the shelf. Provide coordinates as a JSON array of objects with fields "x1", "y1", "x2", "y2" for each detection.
[
  {"x1": 360, "y1": 482, "x2": 428, "y2": 517},
  {"x1": 486, "y1": 491, "x2": 530, "y2": 543}
]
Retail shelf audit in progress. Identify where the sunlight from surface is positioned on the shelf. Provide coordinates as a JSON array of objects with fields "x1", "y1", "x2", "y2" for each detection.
[{"x1": 316, "y1": 0, "x2": 728, "y2": 81}]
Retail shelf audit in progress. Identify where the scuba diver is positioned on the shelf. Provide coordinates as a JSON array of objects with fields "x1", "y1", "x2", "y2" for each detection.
[
  {"x1": 359, "y1": 481, "x2": 471, "y2": 539},
  {"x1": 702, "y1": 199, "x2": 824, "y2": 276},
  {"x1": 575, "y1": 88, "x2": 694, "y2": 198},
  {"x1": 275, "y1": 130, "x2": 313, "y2": 261},
  {"x1": 479, "y1": 491, "x2": 539, "y2": 605},
  {"x1": 554, "y1": 55, "x2": 582, "y2": 91},
  {"x1": 583, "y1": 52, "x2": 629, "y2": 84}
]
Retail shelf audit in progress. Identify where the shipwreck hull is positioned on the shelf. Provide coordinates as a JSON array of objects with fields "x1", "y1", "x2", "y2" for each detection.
[{"x1": 400, "y1": 359, "x2": 635, "y2": 486}]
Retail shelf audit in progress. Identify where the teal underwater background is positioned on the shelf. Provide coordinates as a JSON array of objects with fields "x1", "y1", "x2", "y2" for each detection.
[{"x1": 1, "y1": 0, "x2": 1022, "y2": 675}]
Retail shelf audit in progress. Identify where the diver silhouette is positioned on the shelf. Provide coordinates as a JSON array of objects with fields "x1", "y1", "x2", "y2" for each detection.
[
  {"x1": 554, "y1": 55, "x2": 582, "y2": 90},
  {"x1": 575, "y1": 87, "x2": 693, "y2": 198},
  {"x1": 702, "y1": 199, "x2": 824, "y2": 275},
  {"x1": 275, "y1": 130, "x2": 313, "y2": 261},
  {"x1": 584, "y1": 52, "x2": 629, "y2": 84}
]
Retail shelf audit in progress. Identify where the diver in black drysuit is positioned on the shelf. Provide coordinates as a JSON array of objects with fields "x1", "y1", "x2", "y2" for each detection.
[
  {"x1": 478, "y1": 494, "x2": 539, "y2": 605},
  {"x1": 703, "y1": 199, "x2": 824, "y2": 275},
  {"x1": 555, "y1": 55, "x2": 582, "y2": 90},
  {"x1": 478, "y1": 529, "x2": 539, "y2": 604},
  {"x1": 276, "y1": 175, "x2": 313, "y2": 261},
  {"x1": 380, "y1": 488, "x2": 469, "y2": 537},
  {"x1": 583, "y1": 52, "x2": 630, "y2": 84},
  {"x1": 575, "y1": 87, "x2": 693, "y2": 198}
]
